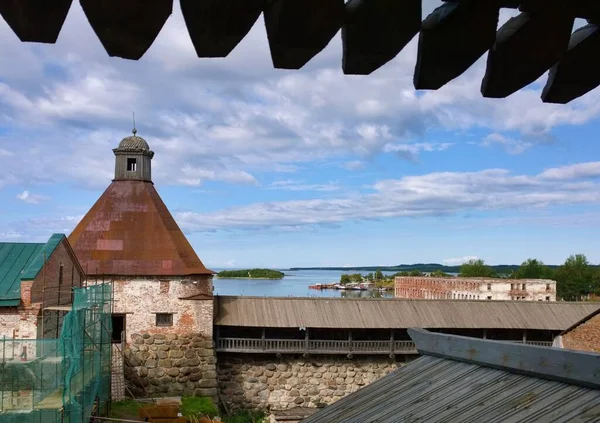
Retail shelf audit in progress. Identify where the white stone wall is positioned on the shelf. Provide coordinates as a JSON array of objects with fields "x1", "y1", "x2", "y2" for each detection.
[
  {"x1": 0, "y1": 313, "x2": 22, "y2": 340},
  {"x1": 452, "y1": 280, "x2": 556, "y2": 301},
  {"x1": 99, "y1": 276, "x2": 214, "y2": 342},
  {"x1": 395, "y1": 277, "x2": 556, "y2": 301},
  {"x1": 0, "y1": 309, "x2": 39, "y2": 339}
]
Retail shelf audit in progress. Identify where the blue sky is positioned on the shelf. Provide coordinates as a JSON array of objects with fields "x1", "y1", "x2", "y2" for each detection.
[{"x1": 1, "y1": 3, "x2": 600, "y2": 268}]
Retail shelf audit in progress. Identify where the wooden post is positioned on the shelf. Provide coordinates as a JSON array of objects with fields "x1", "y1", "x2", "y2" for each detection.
[
  {"x1": 215, "y1": 325, "x2": 220, "y2": 349},
  {"x1": 348, "y1": 330, "x2": 353, "y2": 352},
  {"x1": 261, "y1": 327, "x2": 266, "y2": 351},
  {"x1": 305, "y1": 328, "x2": 309, "y2": 354},
  {"x1": 523, "y1": 330, "x2": 527, "y2": 344},
  {"x1": 483, "y1": 329, "x2": 487, "y2": 339},
  {"x1": 390, "y1": 329, "x2": 394, "y2": 354}
]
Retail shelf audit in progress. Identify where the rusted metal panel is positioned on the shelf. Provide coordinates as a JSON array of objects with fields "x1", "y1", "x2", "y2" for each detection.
[
  {"x1": 214, "y1": 296, "x2": 600, "y2": 330},
  {"x1": 68, "y1": 180, "x2": 214, "y2": 276}
]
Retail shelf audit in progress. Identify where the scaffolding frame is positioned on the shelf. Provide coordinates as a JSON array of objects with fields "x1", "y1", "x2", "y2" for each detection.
[{"x1": 0, "y1": 283, "x2": 113, "y2": 423}]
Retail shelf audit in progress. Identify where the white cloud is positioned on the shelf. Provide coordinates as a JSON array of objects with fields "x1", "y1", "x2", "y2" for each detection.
[
  {"x1": 269, "y1": 180, "x2": 340, "y2": 192},
  {"x1": 442, "y1": 256, "x2": 479, "y2": 266},
  {"x1": 383, "y1": 142, "x2": 454, "y2": 162},
  {"x1": 539, "y1": 162, "x2": 600, "y2": 180},
  {"x1": 342, "y1": 161, "x2": 365, "y2": 171},
  {"x1": 175, "y1": 161, "x2": 600, "y2": 232},
  {"x1": 175, "y1": 165, "x2": 257, "y2": 187},
  {"x1": 480, "y1": 133, "x2": 532, "y2": 155},
  {"x1": 16, "y1": 190, "x2": 48, "y2": 204},
  {"x1": 0, "y1": 1, "x2": 598, "y2": 193},
  {"x1": 0, "y1": 231, "x2": 24, "y2": 240}
]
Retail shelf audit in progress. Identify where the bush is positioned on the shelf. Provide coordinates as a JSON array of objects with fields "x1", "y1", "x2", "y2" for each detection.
[{"x1": 181, "y1": 396, "x2": 219, "y2": 419}]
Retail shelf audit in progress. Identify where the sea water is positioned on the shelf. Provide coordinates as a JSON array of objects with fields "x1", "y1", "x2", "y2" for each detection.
[{"x1": 213, "y1": 269, "x2": 397, "y2": 298}]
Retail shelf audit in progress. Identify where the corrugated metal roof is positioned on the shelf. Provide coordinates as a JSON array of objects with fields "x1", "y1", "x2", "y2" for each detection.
[
  {"x1": 69, "y1": 180, "x2": 214, "y2": 276},
  {"x1": 303, "y1": 354, "x2": 600, "y2": 423},
  {"x1": 21, "y1": 233, "x2": 64, "y2": 280},
  {"x1": 214, "y1": 296, "x2": 600, "y2": 330},
  {"x1": 0, "y1": 242, "x2": 44, "y2": 302}
]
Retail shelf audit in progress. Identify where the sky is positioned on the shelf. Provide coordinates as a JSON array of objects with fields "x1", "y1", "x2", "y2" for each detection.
[{"x1": 1, "y1": 2, "x2": 600, "y2": 269}]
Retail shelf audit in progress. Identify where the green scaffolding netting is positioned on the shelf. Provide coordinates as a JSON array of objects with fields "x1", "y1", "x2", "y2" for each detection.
[{"x1": 0, "y1": 284, "x2": 112, "y2": 423}]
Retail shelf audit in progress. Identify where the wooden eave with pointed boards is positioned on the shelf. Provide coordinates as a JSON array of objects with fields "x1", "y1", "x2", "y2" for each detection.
[
  {"x1": 1, "y1": 0, "x2": 600, "y2": 104},
  {"x1": 68, "y1": 180, "x2": 214, "y2": 277}
]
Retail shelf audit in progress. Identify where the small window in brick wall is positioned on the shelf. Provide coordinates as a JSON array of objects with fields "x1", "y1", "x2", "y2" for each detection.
[{"x1": 155, "y1": 313, "x2": 173, "y2": 327}]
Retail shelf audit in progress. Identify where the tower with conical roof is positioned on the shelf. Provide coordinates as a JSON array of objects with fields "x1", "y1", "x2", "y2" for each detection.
[{"x1": 69, "y1": 130, "x2": 215, "y2": 350}]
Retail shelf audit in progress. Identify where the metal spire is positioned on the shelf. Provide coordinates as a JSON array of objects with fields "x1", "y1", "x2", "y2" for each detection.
[{"x1": 132, "y1": 111, "x2": 137, "y2": 136}]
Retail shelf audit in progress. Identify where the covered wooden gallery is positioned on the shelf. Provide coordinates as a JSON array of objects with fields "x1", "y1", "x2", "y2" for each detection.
[
  {"x1": 213, "y1": 296, "x2": 600, "y2": 356},
  {"x1": 1, "y1": 1, "x2": 600, "y2": 104}
]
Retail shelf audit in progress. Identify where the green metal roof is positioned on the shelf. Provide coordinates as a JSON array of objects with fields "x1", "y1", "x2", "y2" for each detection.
[
  {"x1": 0, "y1": 234, "x2": 65, "y2": 304},
  {"x1": 21, "y1": 234, "x2": 65, "y2": 280}
]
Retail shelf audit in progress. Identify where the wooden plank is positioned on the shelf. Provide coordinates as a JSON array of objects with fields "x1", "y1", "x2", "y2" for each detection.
[
  {"x1": 414, "y1": 1, "x2": 498, "y2": 89},
  {"x1": 264, "y1": 0, "x2": 344, "y2": 69},
  {"x1": 542, "y1": 24, "x2": 600, "y2": 104},
  {"x1": 181, "y1": 0, "x2": 263, "y2": 58},
  {"x1": 408, "y1": 328, "x2": 600, "y2": 389},
  {"x1": 481, "y1": 8, "x2": 574, "y2": 98},
  {"x1": 0, "y1": 0, "x2": 72, "y2": 43},
  {"x1": 80, "y1": 0, "x2": 173, "y2": 60},
  {"x1": 342, "y1": 0, "x2": 420, "y2": 75}
]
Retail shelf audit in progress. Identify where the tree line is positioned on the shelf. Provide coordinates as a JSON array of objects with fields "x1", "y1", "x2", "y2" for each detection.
[{"x1": 458, "y1": 256, "x2": 600, "y2": 301}]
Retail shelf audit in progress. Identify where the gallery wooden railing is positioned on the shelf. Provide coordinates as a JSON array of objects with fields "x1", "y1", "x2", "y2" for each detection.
[{"x1": 215, "y1": 337, "x2": 553, "y2": 355}]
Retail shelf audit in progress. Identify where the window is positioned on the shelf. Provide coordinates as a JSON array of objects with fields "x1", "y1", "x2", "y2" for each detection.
[
  {"x1": 487, "y1": 283, "x2": 491, "y2": 291},
  {"x1": 127, "y1": 158, "x2": 137, "y2": 171},
  {"x1": 510, "y1": 283, "x2": 514, "y2": 290},
  {"x1": 522, "y1": 283, "x2": 526, "y2": 290},
  {"x1": 546, "y1": 296, "x2": 550, "y2": 301},
  {"x1": 546, "y1": 283, "x2": 550, "y2": 291},
  {"x1": 487, "y1": 296, "x2": 492, "y2": 300},
  {"x1": 155, "y1": 313, "x2": 173, "y2": 327}
]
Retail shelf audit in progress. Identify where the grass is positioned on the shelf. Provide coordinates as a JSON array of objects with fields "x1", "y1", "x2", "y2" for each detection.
[
  {"x1": 110, "y1": 399, "x2": 143, "y2": 420},
  {"x1": 109, "y1": 398, "x2": 268, "y2": 423},
  {"x1": 223, "y1": 410, "x2": 268, "y2": 423},
  {"x1": 180, "y1": 396, "x2": 219, "y2": 419}
]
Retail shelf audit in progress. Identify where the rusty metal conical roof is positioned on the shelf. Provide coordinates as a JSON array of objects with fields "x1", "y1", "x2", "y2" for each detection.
[{"x1": 68, "y1": 180, "x2": 214, "y2": 276}]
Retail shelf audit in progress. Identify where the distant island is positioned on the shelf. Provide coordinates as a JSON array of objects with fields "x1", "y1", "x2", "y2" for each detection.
[
  {"x1": 217, "y1": 268, "x2": 285, "y2": 279},
  {"x1": 290, "y1": 263, "x2": 534, "y2": 274}
]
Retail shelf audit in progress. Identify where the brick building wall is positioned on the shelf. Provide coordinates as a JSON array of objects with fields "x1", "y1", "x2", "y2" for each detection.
[
  {"x1": 101, "y1": 275, "x2": 214, "y2": 343},
  {"x1": 559, "y1": 313, "x2": 600, "y2": 353},
  {"x1": 394, "y1": 277, "x2": 556, "y2": 301},
  {"x1": 30, "y1": 238, "x2": 84, "y2": 306},
  {"x1": 0, "y1": 238, "x2": 82, "y2": 342}
]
